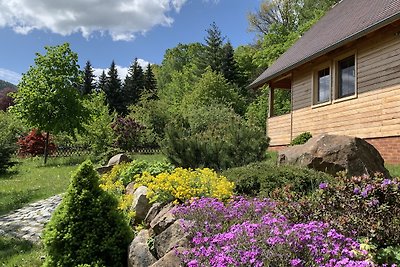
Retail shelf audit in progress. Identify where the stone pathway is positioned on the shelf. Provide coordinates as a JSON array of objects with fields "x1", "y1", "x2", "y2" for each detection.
[{"x1": 0, "y1": 195, "x2": 62, "y2": 243}]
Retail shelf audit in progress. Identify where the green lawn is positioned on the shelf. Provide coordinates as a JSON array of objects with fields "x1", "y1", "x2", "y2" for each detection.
[
  {"x1": 0, "y1": 236, "x2": 44, "y2": 267},
  {"x1": 0, "y1": 156, "x2": 88, "y2": 216}
]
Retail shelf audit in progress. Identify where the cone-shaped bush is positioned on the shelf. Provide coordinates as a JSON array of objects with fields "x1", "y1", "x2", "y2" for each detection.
[{"x1": 43, "y1": 160, "x2": 133, "y2": 267}]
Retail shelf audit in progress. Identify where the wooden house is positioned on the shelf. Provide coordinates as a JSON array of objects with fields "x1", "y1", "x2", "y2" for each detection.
[{"x1": 249, "y1": 0, "x2": 400, "y2": 163}]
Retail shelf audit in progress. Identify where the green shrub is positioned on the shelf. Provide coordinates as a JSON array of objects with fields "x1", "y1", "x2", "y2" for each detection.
[
  {"x1": 303, "y1": 173, "x2": 400, "y2": 248},
  {"x1": 0, "y1": 111, "x2": 27, "y2": 172},
  {"x1": 42, "y1": 160, "x2": 133, "y2": 267},
  {"x1": 222, "y1": 161, "x2": 332, "y2": 199},
  {"x1": 119, "y1": 160, "x2": 174, "y2": 186},
  {"x1": 290, "y1": 131, "x2": 312, "y2": 145},
  {"x1": 161, "y1": 105, "x2": 269, "y2": 170}
]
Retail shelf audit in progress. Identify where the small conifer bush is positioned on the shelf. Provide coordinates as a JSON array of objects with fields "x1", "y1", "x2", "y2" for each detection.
[{"x1": 42, "y1": 160, "x2": 133, "y2": 267}]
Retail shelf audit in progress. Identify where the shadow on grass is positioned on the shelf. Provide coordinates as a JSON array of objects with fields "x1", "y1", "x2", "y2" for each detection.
[
  {"x1": 0, "y1": 189, "x2": 39, "y2": 215},
  {"x1": 0, "y1": 236, "x2": 43, "y2": 266}
]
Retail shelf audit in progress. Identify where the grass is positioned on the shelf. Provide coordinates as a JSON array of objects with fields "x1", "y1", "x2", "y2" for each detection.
[
  {"x1": 130, "y1": 153, "x2": 167, "y2": 163},
  {"x1": 0, "y1": 236, "x2": 44, "y2": 267},
  {"x1": 386, "y1": 164, "x2": 400, "y2": 178},
  {"x1": 0, "y1": 156, "x2": 88, "y2": 216}
]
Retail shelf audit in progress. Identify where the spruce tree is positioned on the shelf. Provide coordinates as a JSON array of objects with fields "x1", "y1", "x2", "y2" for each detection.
[
  {"x1": 82, "y1": 60, "x2": 96, "y2": 95},
  {"x1": 144, "y1": 63, "x2": 158, "y2": 100},
  {"x1": 221, "y1": 41, "x2": 239, "y2": 85},
  {"x1": 123, "y1": 58, "x2": 145, "y2": 107},
  {"x1": 203, "y1": 22, "x2": 225, "y2": 73},
  {"x1": 97, "y1": 70, "x2": 107, "y2": 92},
  {"x1": 104, "y1": 61, "x2": 125, "y2": 114}
]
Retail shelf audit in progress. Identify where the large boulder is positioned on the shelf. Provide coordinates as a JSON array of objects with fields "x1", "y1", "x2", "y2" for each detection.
[
  {"x1": 131, "y1": 186, "x2": 152, "y2": 223},
  {"x1": 278, "y1": 134, "x2": 390, "y2": 177},
  {"x1": 96, "y1": 153, "x2": 131, "y2": 174},
  {"x1": 128, "y1": 230, "x2": 157, "y2": 267},
  {"x1": 154, "y1": 220, "x2": 189, "y2": 258},
  {"x1": 150, "y1": 203, "x2": 176, "y2": 235},
  {"x1": 150, "y1": 247, "x2": 185, "y2": 267}
]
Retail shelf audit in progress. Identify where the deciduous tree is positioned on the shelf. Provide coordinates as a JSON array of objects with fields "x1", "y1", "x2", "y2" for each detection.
[{"x1": 11, "y1": 43, "x2": 88, "y2": 163}]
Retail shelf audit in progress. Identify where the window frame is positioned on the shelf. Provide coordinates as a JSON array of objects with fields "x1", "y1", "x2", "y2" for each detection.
[
  {"x1": 312, "y1": 62, "x2": 332, "y2": 107},
  {"x1": 333, "y1": 51, "x2": 358, "y2": 102}
]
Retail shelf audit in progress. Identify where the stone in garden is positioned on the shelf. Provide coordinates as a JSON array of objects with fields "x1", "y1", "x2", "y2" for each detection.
[
  {"x1": 154, "y1": 220, "x2": 189, "y2": 258},
  {"x1": 278, "y1": 134, "x2": 390, "y2": 177},
  {"x1": 150, "y1": 247, "x2": 185, "y2": 267},
  {"x1": 126, "y1": 182, "x2": 136, "y2": 196},
  {"x1": 131, "y1": 186, "x2": 152, "y2": 223},
  {"x1": 150, "y1": 203, "x2": 176, "y2": 235},
  {"x1": 107, "y1": 153, "x2": 130, "y2": 167},
  {"x1": 128, "y1": 230, "x2": 157, "y2": 267},
  {"x1": 144, "y1": 202, "x2": 164, "y2": 226},
  {"x1": 96, "y1": 153, "x2": 130, "y2": 174}
]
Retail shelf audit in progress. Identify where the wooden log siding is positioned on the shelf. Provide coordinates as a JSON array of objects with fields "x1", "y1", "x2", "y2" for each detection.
[{"x1": 267, "y1": 23, "x2": 400, "y2": 147}]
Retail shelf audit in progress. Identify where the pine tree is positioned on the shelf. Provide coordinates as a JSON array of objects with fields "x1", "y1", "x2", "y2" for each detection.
[
  {"x1": 203, "y1": 22, "x2": 225, "y2": 73},
  {"x1": 82, "y1": 60, "x2": 96, "y2": 95},
  {"x1": 97, "y1": 70, "x2": 107, "y2": 92},
  {"x1": 221, "y1": 41, "x2": 239, "y2": 85},
  {"x1": 123, "y1": 58, "x2": 145, "y2": 107},
  {"x1": 144, "y1": 63, "x2": 158, "y2": 100},
  {"x1": 104, "y1": 61, "x2": 125, "y2": 114}
]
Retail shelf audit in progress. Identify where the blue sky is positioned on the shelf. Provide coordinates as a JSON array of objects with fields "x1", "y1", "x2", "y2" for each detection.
[{"x1": 0, "y1": 0, "x2": 261, "y2": 85}]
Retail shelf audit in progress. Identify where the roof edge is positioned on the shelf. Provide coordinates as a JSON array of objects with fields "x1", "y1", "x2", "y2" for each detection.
[{"x1": 248, "y1": 11, "x2": 400, "y2": 89}]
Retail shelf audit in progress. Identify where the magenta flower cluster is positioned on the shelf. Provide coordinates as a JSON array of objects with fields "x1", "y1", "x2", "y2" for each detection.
[{"x1": 174, "y1": 197, "x2": 372, "y2": 267}]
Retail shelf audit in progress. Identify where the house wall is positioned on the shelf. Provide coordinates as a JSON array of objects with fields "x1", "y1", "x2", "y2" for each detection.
[{"x1": 267, "y1": 22, "x2": 400, "y2": 163}]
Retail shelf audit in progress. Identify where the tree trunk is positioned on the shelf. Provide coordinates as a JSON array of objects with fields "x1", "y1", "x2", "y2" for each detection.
[{"x1": 44, "y1": 132, "x2": 49, "y2": 164}]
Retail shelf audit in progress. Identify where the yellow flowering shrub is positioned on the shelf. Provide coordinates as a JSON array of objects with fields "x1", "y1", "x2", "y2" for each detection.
[
  {"x1": 134, "y1": 168, "x2": 234, "y2": 204},
  {"x1": 100, "y1": 163, "x2": 134, "y2": 218}
]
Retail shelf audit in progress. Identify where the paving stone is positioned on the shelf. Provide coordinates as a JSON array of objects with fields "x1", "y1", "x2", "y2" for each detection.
[{"x1": 0, "y1": 194, "x2": 62, "y2": 243}]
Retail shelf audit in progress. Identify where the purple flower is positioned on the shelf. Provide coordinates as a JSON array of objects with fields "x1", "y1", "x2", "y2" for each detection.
[
  {"x1": 290, "y1": 258, "x2": 302, "y2": 266},
  {"x1": 319, "y1": 183, "x2": 328, "y2": 189},
  {"x1": 353, "y1": 187, "x2": 360, "y2": 194}
]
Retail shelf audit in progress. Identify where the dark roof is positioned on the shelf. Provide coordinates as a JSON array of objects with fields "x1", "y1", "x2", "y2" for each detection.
[{"x1": 249, "y1": 0, "x2": 400, "y2": 88}]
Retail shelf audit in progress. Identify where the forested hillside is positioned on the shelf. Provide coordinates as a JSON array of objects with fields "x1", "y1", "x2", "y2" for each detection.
[{"x1": 0, "y1": 80, "x2": 17, "y2": 91}]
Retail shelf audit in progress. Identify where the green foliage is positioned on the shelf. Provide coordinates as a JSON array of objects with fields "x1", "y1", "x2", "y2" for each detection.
[
  {"x1": 129, "y1": 98, "x2": 170, "y2": 145},
  {"x1": 144, "y1": 64, "x2": 157, "y2": 100},
  {"x1": 82, "y1": 60, "x2": 96, "y2": 95},
  {"x1": 124, "y1": 58, "x2": 145, "y2": 108},
  {"x1": 222, "y1": 160, "x2": 332, "y2": 199},
  {"x1": 183, "y1": 69, "x2": 245, "y2": 115},
  {"x1": 0, "y1": 111, "x2": 27, "y2": 172},
  {"x1": 298, "y1": 174, "x2": 400, "y2": 248},
  {"x1": 0, "y1": 236, "x2": 43, "y2": 267},
  {"x1": 245, "y1": 86, "x2": 269, "y2": 132},
  {"x1": 11, "y1": 43, "x2": 88, "y2": 137},
  {"x1": 104, "y1": 60, "x2": 125, "y2": 115},
  {"x1": 43, "y1": 160, "x2": 133, "y2": 267},
  {"x1": 119, "y1": 160, "x2": 174, "y2": 186},
  {"x1": 290, "y1": 131, "x2": 312, "y2": 145},
  {"x1": 80, "y1": 92, "x2": 116, "y2": 155},
  {"x1": 161, "y1": 105, "x2": 269, "y2": 170}
]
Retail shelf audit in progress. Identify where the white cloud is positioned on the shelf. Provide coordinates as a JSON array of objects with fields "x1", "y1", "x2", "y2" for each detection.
[
  {"x1": 93, "y1": 59, "x2": 150, "y2": 81},
  {"x1": 0, "y1": 0, "x2": 189, "y2": 41},
  {"x1": 0, "y1": 68, "x2": 22, "y2": 85}
]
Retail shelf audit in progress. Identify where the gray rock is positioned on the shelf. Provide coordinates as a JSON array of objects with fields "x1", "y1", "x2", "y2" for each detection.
[
  {"x1": 96, "y1": 154, "x2": 131, "y2": 174},
  {"x1": 150, "y1": 203, "x2": 175, "y2": 235},
  {"x1": 126, "y1": 182, "x2": 136, "y2": 196},
  {"x1": 154, "y1": 219, "x2": 189, "y2": 258},
  {"x1": 107, "y1": 153, "x2": 130, "y2": 167},
  {"x1": 144, "y1": 203, "x2": 164, "y2": 226},
  {"x1": 131, "y1": 186, "x2": 152, "y2": 223},
  {"x1": 150, "y1": 247, "x2": 185, "y2": 267},
  {"x1": 128, "y1": 230, "x2": 157, "y2": 267},
  {"x1": 278, "y1": 134, "x2": 390, "y2": 177}
]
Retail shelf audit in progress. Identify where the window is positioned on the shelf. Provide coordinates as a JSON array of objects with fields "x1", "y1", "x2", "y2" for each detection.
[
  {"x1": 338, "y1": 55, "x2": 355, "y2": 98},
  {"x1": 317, "y1": 68, "x2": 330, "y2": 103}
]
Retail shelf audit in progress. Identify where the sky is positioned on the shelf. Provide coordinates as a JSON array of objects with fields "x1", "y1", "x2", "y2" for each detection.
[{"x1": 0, "y1": 0, "x2": 261, "y2": 85}]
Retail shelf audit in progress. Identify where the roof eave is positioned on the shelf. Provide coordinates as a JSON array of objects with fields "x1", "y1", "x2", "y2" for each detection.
[{"x1": 248, "y1": 12, "x2": 400, "y2": 89}]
